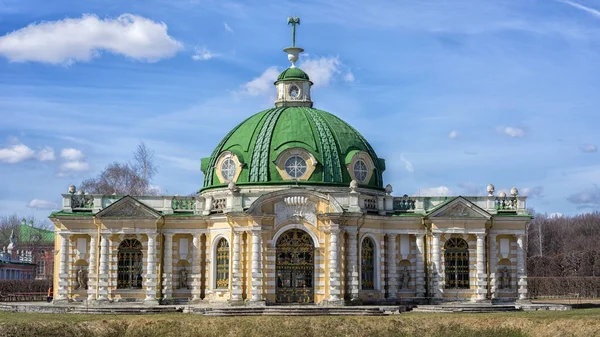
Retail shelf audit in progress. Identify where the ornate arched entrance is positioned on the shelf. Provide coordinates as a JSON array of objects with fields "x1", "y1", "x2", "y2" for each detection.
[
  {"x1": 117, "y1": 239, "x2": 143, "y2": 289},
  {"x1": 275, "y1": 229, "x2": 314, "y2": 303}
]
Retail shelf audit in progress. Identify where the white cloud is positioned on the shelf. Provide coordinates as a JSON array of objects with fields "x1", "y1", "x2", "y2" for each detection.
[
  {"x1": 192, "y1": 47, "x2": 215, "y2": 61},
  {"x1": 298, "y1": 56, "x2": 351, "y2": 88},
  {"x1": 27, "y1": 199, "x2": 58, "y2": 210},
  {"x1": 343, "y1": 71, "x2": 355, "y2": 82},
  {"x1": 224, "y1": 22, "x2": 234, "y2": 33},
  {"x1": 521, "y1": 186, "x2": 544, "y2": 198},
  {"x1": 60, "y1": 148, "x2": 84, "y2": 161},
  {"x1": 497, "y1": 126, "x2": 525, "y2": 138},
  {"x1": 60, "y1": 160, "x2": 90, "y2": 172},
  {"x1": 580, "y1": 144, "x2": 597, "y2": 153},
  {"x1": 448, "y1": 130, "x2": 458, "y2": 139},
  {"x1": 0, "y1": 14, "x2": 183, "y2": 64},
  {"x1": 418, "y1": 186, "x2": 453, "y2": 196},
  {"x1": 399, "y1": 153, "x2": 414, "y2": 173},
  {"x1": 37, "y1": 146, "x2": 55, "y2": 161},
  {"x1": 0, "y1": 143, "x2": 35, "y2": 163},
  {"x1": 560, "y1": 1, "x2": 600, "y2": 19},
  {"x1": 239, "y1": 66, "x2": 280, "y2": 96}
]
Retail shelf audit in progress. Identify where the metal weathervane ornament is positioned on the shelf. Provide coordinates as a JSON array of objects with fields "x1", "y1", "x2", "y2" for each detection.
[
  {"x1": 287, "y1": 16, "x2": 300, "y2": 47},
  {"x1": 284, "y1": 16, "x2": 303, "y2": 68}
]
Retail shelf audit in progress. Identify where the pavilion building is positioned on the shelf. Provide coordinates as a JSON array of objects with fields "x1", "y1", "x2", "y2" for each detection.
[{"x1": 50, "y1": 19, "x2": 531, "y2": 305}]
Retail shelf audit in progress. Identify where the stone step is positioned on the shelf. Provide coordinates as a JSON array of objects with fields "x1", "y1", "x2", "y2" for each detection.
[{"x1": 201, "y1": 307, "x2": 390, "y2": 317}]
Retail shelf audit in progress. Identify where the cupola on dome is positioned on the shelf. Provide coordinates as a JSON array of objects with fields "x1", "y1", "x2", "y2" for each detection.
[{"x1": 200, "y1": 17, "x2": 386, "y2": 191}]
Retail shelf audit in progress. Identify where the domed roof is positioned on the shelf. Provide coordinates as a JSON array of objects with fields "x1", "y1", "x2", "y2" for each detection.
[
  {"x1": 201, "y1": 107, "x2": 385, "y2": 191},
  {"x1": 277, "y1": 67, "x2": 310, "y2": 82}
]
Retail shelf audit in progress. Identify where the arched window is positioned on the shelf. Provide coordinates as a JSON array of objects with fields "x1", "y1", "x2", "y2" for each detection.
[
  {"x1": 215, "y1": 238, "x2": 229, "y2": 289},
  {"x1": 117, "y1": 239, "x2": 143, "y2": 289},
  {"x1": 444, "y1": 238, "x2": 469, "y2": 289},
  {"x1": 361, "y1": 237, "x2": 375, "y2": 290}
]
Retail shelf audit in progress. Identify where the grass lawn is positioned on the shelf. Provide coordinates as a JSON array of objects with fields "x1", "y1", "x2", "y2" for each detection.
[{"x1": 0, "y1": 309, "x2": 599, "y2": 337}]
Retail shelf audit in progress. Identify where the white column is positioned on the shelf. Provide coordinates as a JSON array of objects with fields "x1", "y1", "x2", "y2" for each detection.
[
  {"x1": 56, "y1": 233, "x2": 69, "y2": 301},
  {"x1": 251, "y1": 229, "x2": 263, "y2": 301},
  {"x1": 144, "y1": 234, "x2": 158, "y2": 304},
  {"x1": 387, "y1": 234, "x2": 397, "y2": 299},
  {"x1": 415, "y1": 234, "x2": 425, "y2": 297},
  {"x1": 476, "y1": 233, "x2": 487, "y2": 301},
  {"x1": 489, "y1": 234, "x2": 498, "y2": 299},
  {"x1": 97, "y1": 234, "x2": 110, "y2": 301},
  {"x1": 162, "y1": 233, "x2": 174, "y2": 300},
  {"x1": 431, "y1": 233, "x2": 441, "y2": 298},
  {"x1": 516, "y1": 234, "x2": 528, "y2": 300},
  {"x1": 192, "y1": 234, "x2": 202, "y2": 301},
  {"x1": 347, "y1": 229, "x2": 359, "y2": 301},
  {"x1": 87, "y1": 235, "x2": 98, "y2": 301},
  {"x1": 231, "y1": 231, "x2": 242, "y2": 301},
  {"x1": 328, "y1": 228, "x2": 341, "y2": 302}
]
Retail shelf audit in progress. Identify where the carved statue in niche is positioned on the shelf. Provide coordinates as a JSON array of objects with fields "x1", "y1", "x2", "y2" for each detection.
[
  {"x1": 179, "y1": 268, "x2": 189, "y2": 289},
  {"x1": 76, "y1": 268, "x2": 87, "y2": 290},
  {"x1": 402, "y1": 267, "x2": 410, "y2": 289},
  {"x1": 500, "y1": 266, "x2": 511, "y2": 289},
  {"x1": 399, "y1": 267, "x2": 410, "y2": 289}
]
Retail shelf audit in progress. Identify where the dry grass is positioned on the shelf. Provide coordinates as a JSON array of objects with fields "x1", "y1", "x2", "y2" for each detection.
[{"x1": 0, "y1": 309, "x2": 599, "y2": 337}]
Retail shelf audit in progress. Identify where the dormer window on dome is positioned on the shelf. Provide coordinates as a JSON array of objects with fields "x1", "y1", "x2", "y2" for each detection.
[
  {"x1": 215, "y1": 151, "x2": 242, "y2": 184},
  {"x1": 275, "y1": 148, "x2": 317, "y2": 181},
  {"x1": 346, "y1": 151, "x2": 375, "y2": 184}
]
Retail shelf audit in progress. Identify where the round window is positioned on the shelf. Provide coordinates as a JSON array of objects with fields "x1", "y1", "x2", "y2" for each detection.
[
  {"x1": 220, "y1": 158, "x2": 237, "y2": 181},
  {"x1": 284, "y1": 155, "x2": 307, "y2": 179},
  {"x1": 353, "y1": 160, "x2": 368, "y2": 182}
]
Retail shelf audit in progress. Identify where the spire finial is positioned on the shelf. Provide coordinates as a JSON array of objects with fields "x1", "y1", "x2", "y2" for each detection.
[
  {"x1": 284, "y1": 16, "x2": 303, "y2": 68},
  {"x1": 287, "y1": 16, "x2": 300, "y2": 47}
]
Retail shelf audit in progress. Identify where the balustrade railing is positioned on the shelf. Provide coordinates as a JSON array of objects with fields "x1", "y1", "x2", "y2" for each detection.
[
  {"x1": 393, "y1": 197, "x2": 416, "y2": 211},
  {"x1": 172, "y1": 198, "x2": 195, "y2": 212},
  {"x1": 363, "y1": 197, "x2": 377, "y2": 211},
  {"x1": 212, "y1": 198, "x2": 227, "y2": 212},
  {"x1": 495, "y1": 197, "x2": 517, "y2": 211}
]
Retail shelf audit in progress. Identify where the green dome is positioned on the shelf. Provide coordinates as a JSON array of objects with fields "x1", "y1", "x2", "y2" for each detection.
[
  {"x1": 277, "y1": 67, "x2": 310, "y2": 81},
  {"x1": 201, "y1": 107, "x2": 385, "y2": 191}
]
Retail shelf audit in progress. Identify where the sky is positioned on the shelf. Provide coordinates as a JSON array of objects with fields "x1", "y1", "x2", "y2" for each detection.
[{"x1": 0, "y1": 0, "x2": 599, "y2": 222}]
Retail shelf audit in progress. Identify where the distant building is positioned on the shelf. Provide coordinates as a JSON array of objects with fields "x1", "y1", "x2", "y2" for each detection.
[
  {"x1": 1, "y1": 220, "x2": 54, "y2": 281},
  {"x1": 0, "y1": 229, "x2": 36, "y2": 280}
]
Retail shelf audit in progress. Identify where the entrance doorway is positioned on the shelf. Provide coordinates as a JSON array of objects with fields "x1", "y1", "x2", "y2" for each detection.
[{"x1": 275, "y1": 229, "x2": 314, "y2": 303}]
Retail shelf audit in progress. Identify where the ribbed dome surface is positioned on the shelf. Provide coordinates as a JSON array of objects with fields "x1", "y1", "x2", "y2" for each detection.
[
  {"x1": 277, "y1": 67, "x2": 310, "y2": 81},
  {"x1": 201, "y1": 107, "x2": 385, "y2": 190}
]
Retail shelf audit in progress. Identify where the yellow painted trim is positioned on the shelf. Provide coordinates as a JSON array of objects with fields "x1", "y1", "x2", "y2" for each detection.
[{"x1": 274, "y1": 147, "x2": 318, "y2": 181}]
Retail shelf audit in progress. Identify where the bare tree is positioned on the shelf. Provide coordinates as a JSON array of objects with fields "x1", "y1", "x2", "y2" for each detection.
[{"x1": 79, "y1": 142, "x2": 159, "y2": 196}]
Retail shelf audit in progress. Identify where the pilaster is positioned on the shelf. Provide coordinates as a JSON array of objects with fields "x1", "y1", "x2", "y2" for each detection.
[
  {"x1": 55, "y1": 233, "x2": 69, "y2": 302},
  {"x1": 230, "y1": 231, "x2": 243, "y2": 301},
  {"x1": 387, "y1": 234, "x2": 397, "y2": 299},
  {"x1": 516, "y1": 234, "x2": 528, "y2": 300},
  {"x1": 415, "y1": 234, "x2": 426, "y2": 297},
  {"x1": 431, "y1": 233, "x2": 441, "y2": 298},
  {"x1": 87, "y1": 235, "x2": 98, "y2": 301},
  {"x1": 144, "y1": 233, "x2": 159, "y2": 305},
  {"x1": 347, "y1": 228, "x2": 359, "y2": 302},
  {"x1": 489, "y1": 234, "x2": 498, "y2": 299},
  {"x1": 96, "y1": 234, "x2": 110, "y2": 302},
  {"x1": 251, "y1": 229, "x2": 263, "y2": 302},
  {"x1": 475, "y1": 233, "x2": 487, "y2": 301},
  {"x1": 328, "y1": 227, "x2": 341, "y2": 302},
  {"x1": 162, "y1": 233, "x2": 174, "y2": 300},
  {"x1": 191, "y1": 234, "x2": 202, "y2": 301}
]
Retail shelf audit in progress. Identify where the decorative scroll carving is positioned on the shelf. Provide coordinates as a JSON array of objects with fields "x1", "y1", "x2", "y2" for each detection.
[
  {"x1": 71, "y1": 192, "x2": 94, "y2": 209},
  {"x1": 435, "y1": 203, "x2": 483, "y2": 218},
  {"x1": 96, "y1": 196, "x2": 160, "y2": 218},
  {"x1": 275, "y1": 196, "x2": 316, "y2": 226}
]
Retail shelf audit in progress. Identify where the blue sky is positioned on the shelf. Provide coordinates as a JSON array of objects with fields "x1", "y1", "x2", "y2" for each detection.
[{"x1": 0, "y1": 0, "x2": 599, "y2": 222}]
